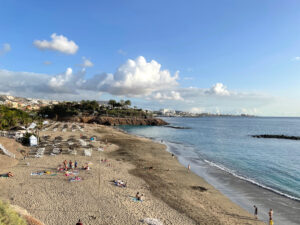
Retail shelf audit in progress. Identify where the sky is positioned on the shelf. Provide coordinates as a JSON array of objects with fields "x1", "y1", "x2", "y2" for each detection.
[{"x1": 1, "y1": 0, "x2": 300, "y2": 116}]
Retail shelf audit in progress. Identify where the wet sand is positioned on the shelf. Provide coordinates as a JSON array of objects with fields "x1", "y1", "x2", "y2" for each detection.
[{"x1": 179, "y1": 156, "x2": 300, "y2": 225}]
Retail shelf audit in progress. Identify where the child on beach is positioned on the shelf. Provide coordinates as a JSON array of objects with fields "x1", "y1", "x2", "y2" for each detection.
[{"x1": 75, "y1": 161, "x2": 78, "y2": 169}]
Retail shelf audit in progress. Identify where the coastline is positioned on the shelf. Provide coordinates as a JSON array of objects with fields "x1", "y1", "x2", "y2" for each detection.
[
  {"x1": 118, "y1": 127, "x2": 300, "y2": 225},
  {"x1": 103, "y1": 126, "x2": 266, "y2": 224},
  {"x1": 0, "y1": 122, "x2": 266, "y2": 224}
]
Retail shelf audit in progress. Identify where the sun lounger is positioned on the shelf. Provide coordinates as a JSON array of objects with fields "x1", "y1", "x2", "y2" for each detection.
[
  {"x1": 52, "y1": 148, "x2": 60, "y2": 154},
  {"x1": 35, "y1": 148, "x2": 45, "y2": 158},
  {"x1": 84, "y1": 149, "x2": 92, "y2": 156},
  {"x1": 79, "y1": 139, "x2": 87, "y2": 146}
]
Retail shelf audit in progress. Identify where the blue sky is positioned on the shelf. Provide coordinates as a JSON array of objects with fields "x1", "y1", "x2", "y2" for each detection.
[{"x1": 1, "y1": 0, "x2": 300, "y2": 116}]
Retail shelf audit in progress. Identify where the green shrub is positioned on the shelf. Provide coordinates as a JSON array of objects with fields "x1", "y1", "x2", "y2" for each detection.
[{"x1": 0, "y1": 201, "x2": 27, "y2": 225}]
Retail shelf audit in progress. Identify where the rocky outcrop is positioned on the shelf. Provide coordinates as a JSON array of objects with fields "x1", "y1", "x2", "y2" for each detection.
[
  {"x1": 252, "y1": 134, "x2": 300, "y2": 140},
  {"x1": 58, "y1": 116, "x2": 168, "y2": 126}
]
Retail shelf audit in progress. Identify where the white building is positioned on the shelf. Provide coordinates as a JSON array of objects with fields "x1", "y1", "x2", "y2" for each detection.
[{"x1": 30, "y1": 135, "x2": 38, "y2": 146}]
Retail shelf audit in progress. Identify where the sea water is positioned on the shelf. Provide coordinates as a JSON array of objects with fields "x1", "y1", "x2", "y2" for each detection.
[{"x1": 119, "y1": 117, "x2": 300, "y2": 202}]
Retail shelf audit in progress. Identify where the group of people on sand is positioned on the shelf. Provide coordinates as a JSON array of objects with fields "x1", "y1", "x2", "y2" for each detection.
[
  {"x1": 57, "y1": 160, "x2": 91, "y2": 171},
  {"x1": 135, "y1": 192, "x2": 144, "y2": 201},
  {"x1": 57, "y1": 160, "x2": 76, "y2": 171},
  {"x1": 253, "y1": 206, "x2": 274, "y2": 224}
]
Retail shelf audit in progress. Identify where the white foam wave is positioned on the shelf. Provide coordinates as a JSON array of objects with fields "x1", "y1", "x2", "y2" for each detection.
[{"x1": 203, "y1": 159, "x2": 300, "y2": 202}]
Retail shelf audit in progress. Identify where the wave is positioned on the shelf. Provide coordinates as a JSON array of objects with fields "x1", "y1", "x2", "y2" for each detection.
[{"x1": 203, "y1": 159, "x2": 300, "y2": 202}]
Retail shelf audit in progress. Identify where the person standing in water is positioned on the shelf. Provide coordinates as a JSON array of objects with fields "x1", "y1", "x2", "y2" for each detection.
[{"x1": 253, "y1": 205, "x2": 258, "y2": 219}]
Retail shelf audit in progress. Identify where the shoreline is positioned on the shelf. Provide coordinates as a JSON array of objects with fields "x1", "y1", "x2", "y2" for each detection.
[
  {"x1": 103, "y1": 126, "x2": 266, "y2": 224},
  {"x1": 0, "y1": 122, "x2": 266, "y2": 224},
  {"x1": 118, "y1": 127, "x2": 300, "y2": 225}
]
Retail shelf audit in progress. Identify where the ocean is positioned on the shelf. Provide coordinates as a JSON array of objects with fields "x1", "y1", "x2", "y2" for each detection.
[{"x1": 119, "y1": 116, "x2": 300, "y2": 224}]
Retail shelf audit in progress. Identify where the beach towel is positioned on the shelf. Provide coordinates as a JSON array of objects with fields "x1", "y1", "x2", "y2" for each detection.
[
  {"x1": 141, "y1": 218, "x2": 163, "y2": 225},
  {"x1": 0, "y1": 174, "x2": 9, "y2": 178},
  {"x1": 69, "y1": 177, "x2": 82, "y2": 182},
  {"x1": 113, "y1": 179, "x2": 126, "y2": 187},
  {"x1": 65, "y1": 171, "x2": 79, "y2": 176},
  {"x1": 131, "y1": 197, "x2": 142, "y2": 202},
  {"x1": 31, "y1": 172, "x2": 45, "y2": 176}
]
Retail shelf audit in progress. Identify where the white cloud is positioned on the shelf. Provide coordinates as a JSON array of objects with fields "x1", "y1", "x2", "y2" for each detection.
[
  {"x1": 0, "y1": 56, "x2": 285, "y2": 116},
  {"x1": 84, "y1": 56, "x2": 179, "y2": 96},
  {"x1": 292, "y1": 56, "x2": 300, "y2": 61},
  {"x1": 152, "y1": 91, "x2": 183, "y2": 101},
  {"x1": 80, "y1": 57, "x2": 93, "y2": 67},
  {"x1": 0, "y1": 43, "x2": 11, "y2": 56},
  {"x1": 0, "y1": 56, "x2": 178, "y2": 98},
  {"x1": 34, "y1": 33, "x2": 78, "y2": 54},
  {"x1": 205, "y1": 83, "x2": 230, "y2": 96},
  {"x1": 48, "y1": 68, "x2": 86, "y2": 93}
]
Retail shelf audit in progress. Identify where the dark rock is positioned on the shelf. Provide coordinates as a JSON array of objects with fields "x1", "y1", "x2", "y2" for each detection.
[
  {"x1": 252, "y1": 134, "x2": 300, "y2": 140},
  {"x1": 191, "y1": 186, "x2": 208, "y2": 192}
]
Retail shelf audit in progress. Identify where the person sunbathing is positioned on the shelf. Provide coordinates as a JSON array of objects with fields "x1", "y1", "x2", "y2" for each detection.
[
  {"x1": 82, "y1": 164, "x2": 90, "y2": 170},
  {"x1": 113, "y1": 179, "x2": 126, "y2": 187},
  {"x1": 7, "y1": 172, "x2": 13, "y2": 177}
]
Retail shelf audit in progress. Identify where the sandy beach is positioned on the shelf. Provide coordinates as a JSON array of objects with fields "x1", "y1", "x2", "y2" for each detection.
[{"x1": 0, "y1": 122, "x2": 266, "y2": 225}]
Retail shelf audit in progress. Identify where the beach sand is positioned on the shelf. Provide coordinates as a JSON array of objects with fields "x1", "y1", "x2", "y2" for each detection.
[{"x1": 0, "y1": 122, "x2": 265, "y2": 225}]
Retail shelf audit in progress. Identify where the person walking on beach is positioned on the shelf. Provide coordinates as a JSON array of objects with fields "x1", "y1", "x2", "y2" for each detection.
[
  {"x1": 69, "y1": 160, "x2": 72, "y2": 169},
  {"x1": 253, "y1": 205, "x2": 258, "y2": 219},
  {"x1": 75, "y1": 160, "x2": 78, "y2": 169},
  {"x1": 269, "y1": 209, "x2": 273, "y2": 224},
  {"x1": 188, "y1": 164, "x2": 191, "y2": 172},
  {"x1": 76, "y1": 219, "x2": 83, "y2": 225},
  {"x1": 268, "y1": 209, "x2": 273, "y2": 220},
  {"x1": 63, "y1": 160, "x2": 68, "y2": 170}
]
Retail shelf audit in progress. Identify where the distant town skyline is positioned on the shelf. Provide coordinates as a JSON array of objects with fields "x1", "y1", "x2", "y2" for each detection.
[{"x1": 1, "y1": 1, "x2": 300, "y2": 116}]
